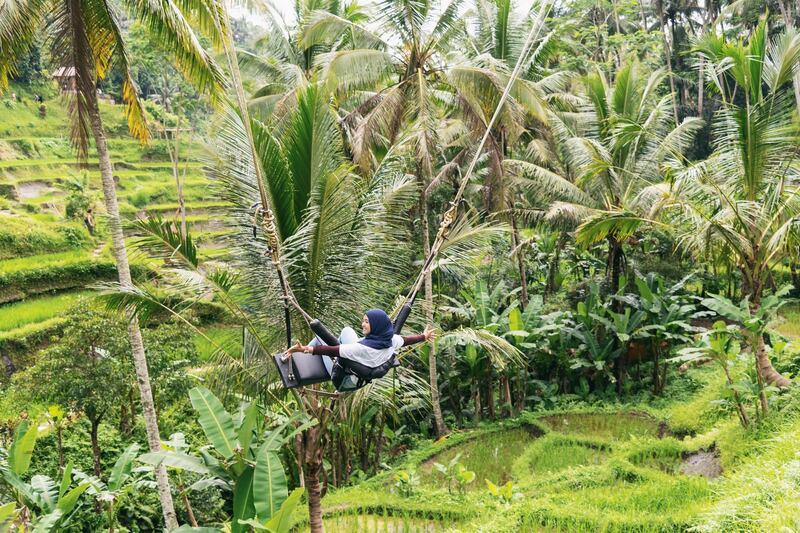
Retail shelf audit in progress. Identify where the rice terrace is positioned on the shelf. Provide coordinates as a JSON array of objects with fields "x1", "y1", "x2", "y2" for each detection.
[{"x1": 1, "y1": 0, "x2": 800, "y2": 531}]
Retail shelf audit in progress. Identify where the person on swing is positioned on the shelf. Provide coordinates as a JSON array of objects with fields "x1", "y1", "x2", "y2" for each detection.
[{"x1": 286, "y1": 309, "x2": 435, "y2": 373}]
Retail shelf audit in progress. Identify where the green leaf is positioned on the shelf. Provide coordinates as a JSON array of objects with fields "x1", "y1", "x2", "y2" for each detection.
[
  {"x1": 108, "y1": 444, "x2": 139, "y2": 491},
  {"x1": 9, "y1": 420, "x2": 37, "y2": 475},
  {"x1": 58, "y1": 461, "x2": 73, "y2": 501},
  {"x1": 231, "y1": 467, "x2": 255, "y2": 533},
  {"x1": 253, "y1": 445, "x2": 287, "y2": 521},
  {"x1": 237, "y1": 402, "x2": 259, "y2": 458},
  {"x1": 56, "y1": 483, "x2": 90, "y2": 514},
  {"x1": 237, "y1": 518, "x2": 270, "y2": 531},
  {"x1": 32, "y1": 509, "x2": 63, "y2": 533},
  {"x1": 173, "y1": 527, "x2": 223, "y2": 533},
  {"x1": 0, "y1": 502, "x2": 18, "y2": 528},
  {"x1": 500, "y1": 481, "x2": 513, "y2": 499},
  {"x1": 138, "y1": 452, "x2": 211, "y2": 475},
  {"x1": 264, "y1": 487, "x2": 304, "y2": 533},
  {"x1": 189, "y1": 387, "x2": 238, "y2": 459}
]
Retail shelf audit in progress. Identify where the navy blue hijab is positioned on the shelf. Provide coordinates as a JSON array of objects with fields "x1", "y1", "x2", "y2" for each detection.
[{"x1": 359, "y1": 309, "x2": 394, "y2": 350}]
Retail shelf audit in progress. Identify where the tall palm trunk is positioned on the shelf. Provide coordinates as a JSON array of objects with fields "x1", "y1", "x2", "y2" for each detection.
[
  {"x1": 166, "y1": 123, "x2": 187, "y2": 239},
  {"x1": 656, "y1": 0, "x2": 680, "y2": 125},
  {"x1": 509, "y1": 210, "x2": 529, "y2": 307},
  {"x1": 607, "y1": 236, "x2": 624, "y2": 302},
  {"x1": 302, "y1": 424, "x2": 326, "y2": 533},
  {"x1": 420, "y1": 188, "x2": 448, "y2": 438},
  {"x1": 87, "y1": 93, "x2": 178, "y2": 530}
]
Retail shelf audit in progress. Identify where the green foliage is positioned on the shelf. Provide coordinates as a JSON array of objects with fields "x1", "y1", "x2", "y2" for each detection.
[
  {"x1": 0, "y1": 422, "x2": 93, "y2": 532},
  {"x1": 0, "y1": 217, "x2": 89, "y2": 261},
  {"x1": 140, "y1": 386, "x2": 311, "y2": 531},
  {"x1": 432, "y1": 453, "x2": 476, "y2": 495}
]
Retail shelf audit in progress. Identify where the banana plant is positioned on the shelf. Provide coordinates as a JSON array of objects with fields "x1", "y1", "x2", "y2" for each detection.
[
  {"x1": 628, "y1": 273, "x2": 706, "y2": 394},
  {"x1": 700, "y1": 285, "x2": 793, "y2": 415},
  {"x1": 673, "y1": 321, "x2": 751, "y2": 427},
  {"x1": 433, "y1": 453, "x2": 476, "y2": 495},
  {"x1": 71, "y1": 443, "x2": 155, "y2": 532},
  {"x1": 139, "y1": 386, "x2": 312, "y2": 532},
  {"x1": 0, "y1": 420, "x2": 92, "y2": 532}
]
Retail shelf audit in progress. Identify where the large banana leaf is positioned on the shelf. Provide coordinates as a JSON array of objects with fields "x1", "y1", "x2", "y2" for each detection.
[
  {"x1": 138, "y1": 451, "x2": 211, "y2": 475},
  {"x1": 189, "y1": 387, "x2": 238, "y2": 459},
  {"x1": 231, "y1": 467, "x2": 255, "y2": 533},
  {"x1": 8, "y1": 420, "x2": 37, "y2": 475},
  {"x1": 253, "y1": 444, "x2": 287, "y2": 521},
  {"x1": 108, "y1": 443, "x2": 139, "y2": 492}
]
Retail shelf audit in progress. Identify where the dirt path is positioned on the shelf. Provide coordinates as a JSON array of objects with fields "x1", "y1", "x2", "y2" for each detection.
[{"x1": 92, "y1": 241, "x2": 105, "y2": 258}]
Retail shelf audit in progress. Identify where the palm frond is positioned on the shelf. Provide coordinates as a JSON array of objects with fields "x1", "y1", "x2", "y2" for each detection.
[{"x1": 439, "y1": 326, "x2": 522, "y2": 370}]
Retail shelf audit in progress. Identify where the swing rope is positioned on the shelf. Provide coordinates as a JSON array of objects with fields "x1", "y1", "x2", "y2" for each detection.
[
  {"x1": 396, "y1": 2, "x2": 552, "y2": 313},
  {"x1": 230, "y1": 1, "x2": 552, "y2": 344}
]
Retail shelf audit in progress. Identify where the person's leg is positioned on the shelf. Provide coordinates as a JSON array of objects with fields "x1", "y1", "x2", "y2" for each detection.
[{"x1": 339, "y1": 326, "x2": 359, "y2": 344}]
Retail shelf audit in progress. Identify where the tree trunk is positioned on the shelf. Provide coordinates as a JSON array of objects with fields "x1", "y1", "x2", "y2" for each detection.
[
  {"x1": 473, "y1": 385, "x2": 481, "y2": 424},
  {"x1": 501, "y1": 375, "x2": 513, "y2": 417},
  {"x1": 306, "y1": 461, "x2": 324, "y2": 533},
  {"x1": 607, "y1": 237, "x2": 624, "y2": 304},
  {"x1": 722, "y1": 365, "x2": 750, "y2": 427},
  {"x1": 756, "y1": 334, "x2": 791, "y2": 388},
  {"x1": 166, "y1": 122, "x2": 187, "y2": 239},
  {"x1": 302, "y1": 421, "x2": 327, "y2": 533},
  {"x1": 515, "y1": 369, "x2": 526, "y2": 412},
  {"x1": 420, "y1": 187, "x2": 448, "y2": 438},
  {"x1": 486, "y1": 375, "x2": 496, "y2": 419},
  {"x1": 656, "y1": 0, "x2": 680, "y2": 125},
  {"x1": 179, "y1": 484, "x2": 198, "y2": 527},
  {"x1": 90, "y1": 418, "x2": 102, "y2": 478},
  {"x1": 509, "y1": 210, "x2": 529, "y2": 307},
  {"x1": 86, "y1": 92, "x2": 178, "y2": 530},
  {"x1": 652, "y1": 344, "x2": 660, "y2": 395}
]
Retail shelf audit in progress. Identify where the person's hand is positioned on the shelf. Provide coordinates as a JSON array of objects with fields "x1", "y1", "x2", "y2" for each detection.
[
  {"x1": 424, "y1": 325, "x2": 436, "y2": 342},
  {"x1": 287, "y1": 342, "x2": 310, "y2": 354}
]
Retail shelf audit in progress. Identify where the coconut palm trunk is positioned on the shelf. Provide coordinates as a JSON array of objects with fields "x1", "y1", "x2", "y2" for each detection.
[
  {"x1": 87, "y1": 93, "x2": 178, "y2": 530},
  {"x1": 420, "y1": 187, "x2": 448, "y2": 438}
]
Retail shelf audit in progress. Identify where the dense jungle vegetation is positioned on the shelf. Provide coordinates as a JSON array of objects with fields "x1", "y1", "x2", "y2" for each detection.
[{"x1": 2, "y1": 0, "x2": 800, "y2": 531}]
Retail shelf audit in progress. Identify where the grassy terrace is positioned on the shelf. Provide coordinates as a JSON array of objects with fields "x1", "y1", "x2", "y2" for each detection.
[
  {"x1": 307, "y1": 407, "x2": 716, "y2": 532},
  {"x1": 0, "y1": 94, "x2": 228, "y2": 356},
  {"x1": 0, "y1": 250, "x2": 94, "y2": 273},
  {"x1": 0, "y1": 291, "x2": 89, "y2": 332}
]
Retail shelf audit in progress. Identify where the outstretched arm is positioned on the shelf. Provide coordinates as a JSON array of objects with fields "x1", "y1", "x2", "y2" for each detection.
[
  {"x1": 401, "y1": 325, "x2": 436, "y2": 346},
  {"x1": 287, "y1": 342, "x2": 340, "y2": 357}
]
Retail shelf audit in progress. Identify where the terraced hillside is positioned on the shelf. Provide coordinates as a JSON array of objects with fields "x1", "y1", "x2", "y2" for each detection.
[{"x1": 0, "y1": 94, "x2": 230, "y2": 371}]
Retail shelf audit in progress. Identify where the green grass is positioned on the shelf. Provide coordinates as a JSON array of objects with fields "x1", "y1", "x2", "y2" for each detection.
[
  {"x1": 0, "y1": 250, "x2": 95, "y2": 274},
  {"x1": 0, "y1": 291, "x2": 90, "y2": 332},
  {"x1": 774, "y1": 302, "x2": 800, "y2": 339},
  {"x1": 420, "y1": 427, "x2": 539, "y2": 488},
  {"x1": 520, "y1": 434, "x2": 609, "y2": 475},
  {"x1": 311, "y1": 513, "x2": 450, "y2": 533},
  {"x1": 538, "y1": 412, "x2": 664, "y2": 440}
]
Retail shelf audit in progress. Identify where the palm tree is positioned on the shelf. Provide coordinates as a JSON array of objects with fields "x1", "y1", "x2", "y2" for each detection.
[
  {"x1": 508, "y1": 60, "x2": 702, "y2": 297},
  {"x1": 448, "y1": 0, "x2": 561, "y2": 309},
  {"x1": 111, "y1": 84, "x2": 426, "y2": 532},
  {"x1": 306, "y1": 0, "x2": 471, "y2": 438},
  {"x1": 236, "y1": 0, "x2": 375, "y2": 118},
  {"x1": 663, "y1": 19, "x2": 800, "y2": 398},
  {"x1": 0, "y1": 0, "x2": 222, "y2": 527}
]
